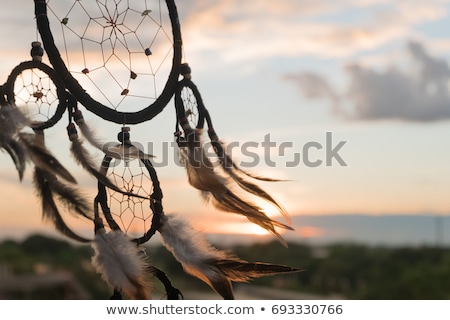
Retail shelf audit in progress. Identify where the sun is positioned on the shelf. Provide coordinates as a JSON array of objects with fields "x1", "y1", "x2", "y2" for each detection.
[
  {"x1": 245, "y1": 223, "x2": 273, "y2": 236},
  {"x1": 206, "y1": 220, "x2": 286, "y2": 237}
]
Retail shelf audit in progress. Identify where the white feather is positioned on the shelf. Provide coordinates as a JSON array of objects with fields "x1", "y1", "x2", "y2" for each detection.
[
  {"x1": 159, "y1": 214, "x2": 232, "y2": 287},
  {"x1": 91, "y1": 229, "x2": 151, "y2": 299},
  {"x1": 102, "y1": 142, "x2": 154, "y2": 162},
  {"x1": 0, "y1": 104, "x2": 29, "y2": 137}
]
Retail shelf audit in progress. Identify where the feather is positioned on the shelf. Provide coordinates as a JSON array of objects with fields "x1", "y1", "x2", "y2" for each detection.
[
  {"x1": 180, "y1": 147, "x2": 226, "y2": 193},
  {"x1": 209, "y1": 191, "x2": 292, "y2": 248},
  {"x1": 208, "y1": 132, "x2": 290, "y2": 225},
  {"x1": 209, "y1": 134, "x2": 284, "y2": 182},
  {"x1": 0, "y1": 103, "x2": 30, "y2": 136},
  {"x1": 73, "y1": 110, "x2": 104, "y2": 150},
  {"x1": 179, "y1": 129, "x2": 291, "y2": 246},
  {"x1": 49, "y1": 175, "x2": 93, "y2": 220},
  {"x1": 0, "y1": 104, "x2": 30, "y2": 180},
  {"x1": 91, "y1": 221, "x2": 151, "y2": 300},
  {"x1": 73, "y1": 111, "x2": 154, "y2": 161},
  {"x1": 2, "y1": 139, "x2": 27, "y2": 180},
  {"x1": 32, "y1": 168, "x2": 91, "y2": 243},
  {"x1": 69, "y1": 133, "x2": 148, "y2": 200},
  {"x1": 102, "y1": 142, "x2": 154, "y2": 162},
  {"x1": 213, "y1": 260, "x2": 302, "y2": 281},
  {"x1": 222, "y1": 169, "x2": 291, "y2": 225},
  {"x1": 19, "y1": 132, "x2": 76, "y2": 183},
  {"x1": 159, "y1": 214, "x2": 301, "y2": 299}
]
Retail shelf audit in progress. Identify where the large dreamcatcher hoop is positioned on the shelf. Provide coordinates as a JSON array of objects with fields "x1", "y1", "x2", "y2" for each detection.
[{"x1": 34, "y1": 0, "x2": 182, "y2": 124}]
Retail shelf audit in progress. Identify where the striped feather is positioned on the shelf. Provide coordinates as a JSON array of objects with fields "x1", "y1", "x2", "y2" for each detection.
[
  {"x1": 159, "y1": 214, "x2": 300, "y2": 299},
  {"x1": 19, "y1": 132, "x2": 76, "y2": 184},
  {"x1": 179, "y1": 129, "x2": 291, "y2": 246},
  {"x1": 0, "y1": 104, "x2": 30, "y2": 180},
  {"x1": 91, "y1": 226, "x2": 151, "y2": 300},
  {"x1": 32, "y1": 168, "x2": 90, "y2": 243}
]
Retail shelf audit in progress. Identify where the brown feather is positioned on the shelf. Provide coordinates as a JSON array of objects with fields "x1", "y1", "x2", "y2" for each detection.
[
  {"x1": 210, "y1": 138, "x2": 290, "y2": 224},
  {"x1": 213, "y1": 259, "x2": 303, "y2": 282},
  {"x1": 210, "y1": 191, "x2": 292, "y2": 248},
  {"x1": 2, "y1": 139, "x2": 27, "y2": 180},
  {"x1": 179, "y1": 130, "x2": 291, "y2": 246},
  {"x1": 0, "y1": 104, "x2": 30, "y2": 180},
  {"x1": 19, "y1": 132, "x2": 76, "y2": 184},
  {"x1": 49, "y1": 176, "x2": 93, "y2": 220},
  {"x1": 33, "y1": 168, "x2": 90, "y2": 243},
  {"x1": 159, "y1": 214, "x2": 300, "y2": 299}
]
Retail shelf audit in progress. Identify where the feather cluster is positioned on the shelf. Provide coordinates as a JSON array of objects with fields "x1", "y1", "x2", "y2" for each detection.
[
  {"x1": 0, "y1": 104, "x2": 30, "y2": 180},
  {"x1": 33, "y1": 168, "x2": 91, "y2": 243},
  {"x1": 91, "y1": 222, "x2": 151, "y2": 299},
  {"x1": 23, "y1": 130, "x2": 92, "y2": 242},
  {"x1": 179, "y1": 128, "x2": 292, "y2": 246},
  {"x1": 159, "y1": 213, "x2": 301, "y2": 299},
  {"x1": 0, "y1": 105, "x2": 93, "y2": 242},
  {"x1": 19, "y1": 131, "x2": 76, "y2": 183},
  {"x1": 208, "y1": 128, "x2": 290, "y2": 222}
]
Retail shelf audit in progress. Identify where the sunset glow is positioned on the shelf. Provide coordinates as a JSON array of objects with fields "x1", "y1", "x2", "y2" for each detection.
[{"x1": 0, "y1": 1, "x2": 449, "y2": 245}]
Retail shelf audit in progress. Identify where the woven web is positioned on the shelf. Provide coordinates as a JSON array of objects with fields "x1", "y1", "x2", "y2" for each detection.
[
  {"x1": 107, "y1": 158, "x2": 154, "y2": 237},
  {"x1": 45, "y1": 0, "x2": 174, "y2": 112},
  {"x1": 12, "y1": 68, "x2": 59, "y2": 123},
  {"x1": 180, "y1": 86, "x2": 200, "y2": 130}
]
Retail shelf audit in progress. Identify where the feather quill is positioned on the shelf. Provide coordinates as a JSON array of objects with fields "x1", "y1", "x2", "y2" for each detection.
[
  {"x1": 159, "y1": 214, "x2": 301, "y2": 299},
  {"x1": 32, "y1": 168, "x2": 91, "y2": 242},
  {"x1": 91, "y1": 219, "x2": 151, "y2": 300}
]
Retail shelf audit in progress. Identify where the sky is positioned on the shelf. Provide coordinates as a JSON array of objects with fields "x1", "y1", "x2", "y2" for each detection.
[{"x1": 0, "y1": 0, "x2": 449, "y2": 245}]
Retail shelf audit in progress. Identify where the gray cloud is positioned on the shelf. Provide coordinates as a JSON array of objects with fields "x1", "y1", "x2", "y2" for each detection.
[
  {"x1": 283, "y1": 72, "x2": 341, "y2": 114},
  {"x1": 287, "y1": 41, "x2": 450, "y2": 122}
]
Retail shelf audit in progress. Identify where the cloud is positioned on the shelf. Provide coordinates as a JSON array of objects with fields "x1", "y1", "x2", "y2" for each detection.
[
  {"x1": 287, "y1": 41, "x2": 450, "y2": 122},
  {"x1": 284, "y1": 72, "x2": 341, "y2": 113},
  {"x1": 180, "y1": 0, "x2": 450, "y2": 63}
]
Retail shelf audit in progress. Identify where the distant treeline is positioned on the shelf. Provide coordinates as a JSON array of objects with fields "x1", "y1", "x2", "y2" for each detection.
[{"x1": 0, "y1": 234, "x2": 449, "y2": 299}]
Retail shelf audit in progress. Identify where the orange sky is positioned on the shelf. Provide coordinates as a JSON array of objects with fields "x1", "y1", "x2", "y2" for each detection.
[{"x1": 0, "y1": 0, "x2": 450, "y2": 244}]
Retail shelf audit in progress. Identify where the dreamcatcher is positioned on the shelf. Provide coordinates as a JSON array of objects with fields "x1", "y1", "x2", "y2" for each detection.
[{"x1": 0, "y1": 0, "x2": 301, "y2": 299}]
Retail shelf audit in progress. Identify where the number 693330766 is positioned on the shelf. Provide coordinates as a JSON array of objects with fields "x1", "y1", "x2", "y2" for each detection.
[{"x1": 271, "y1": 304, "x2": 343, "y2": 315}]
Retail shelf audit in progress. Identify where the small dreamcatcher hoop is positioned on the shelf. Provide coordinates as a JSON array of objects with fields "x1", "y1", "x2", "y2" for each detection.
[
  {"x1": 174, "y1": 64, "x2": 293, "y2": 246},
  {"x1": 94, "y1": 126, "x2": 164, "y2": 245},
  {"x1": 3, "y1": 43, "x2": 67, "y2": 130},
  {"x1": 34, "y1": 0, "x2": 182, "y2": 124}
]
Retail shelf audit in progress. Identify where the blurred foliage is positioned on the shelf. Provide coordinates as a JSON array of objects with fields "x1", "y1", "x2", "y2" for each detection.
[
  {"x1": 1, "y1": 235, "x2": 450, "y2": 299},
  {"x1": 231, "y1": 241, "x2": 450, "y2": 299}
]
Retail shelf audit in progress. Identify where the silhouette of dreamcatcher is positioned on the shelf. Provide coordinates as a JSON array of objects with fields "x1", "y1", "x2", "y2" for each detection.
[{"x1": 0, "y1": 0, "x2": 301, "y2": 299}]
